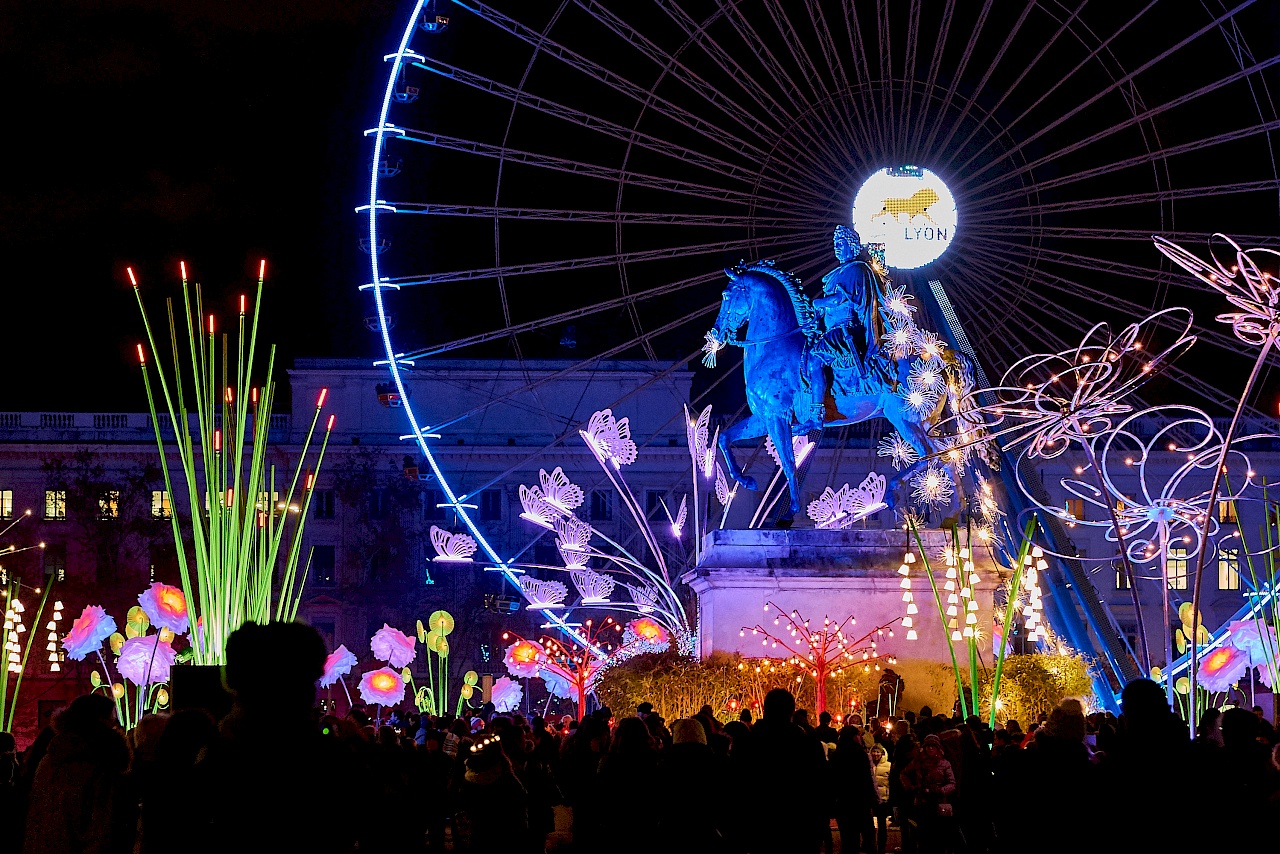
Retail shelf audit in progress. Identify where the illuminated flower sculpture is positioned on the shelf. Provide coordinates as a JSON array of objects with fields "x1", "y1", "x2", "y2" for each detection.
[
  {"x1": 504, "y1": 639, "x2": 546, "y2": 679},
  {"x1": 62, "y1": 606, "x2": 118, "y2": 661},
  {"x1": 1153, "y1": 235, "x2": 1280, "y2": 731},
  {"x1": 939, "y1": 308, "x2": 1195, "y2": 459},
  {"x1": 359, "y1": 667, "x2": 406, "y2": 706},
  {"x1": 116, "y1": 635, "x2": 176, "y2": 685},
  {"x1": 320, "y1": 645, "x2": 358, "y2": 688},
  {"x1": 490, "y1": 676, "x2": 522, "y2": 713},
  {"x1": 624, "y1": 618, "x2": 670, "y2": 653},
  {"x1": 137, "y1": 583, "x2": 189, "y2": 634},
  {"x1": 370, "y1": 623, "x2": 417, "y2": 668},
  {"x1": 1196, "y1": 644, "x2": 1250, "y2": 694}
]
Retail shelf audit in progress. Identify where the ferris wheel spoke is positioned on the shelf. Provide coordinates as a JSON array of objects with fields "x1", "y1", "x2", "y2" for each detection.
[
  {"x1": 571, "y1": 0, "x2": 791, "y2": 140},
  {"x1": 801, "y1": 0, "x2": 880, "y2": 156},
  {"x1": 966, "y1": 234, "x2": 1280, "y2": 369},
  {"x1": 973, "y1": 116, "x2": 1280, "y2": 207},
  {"x1": 990, "y1": 225, "x2": 1280, "y2": 246},
  {"x1": 713, "y1": 2, "x2": 854, "y2": 171},
  {"x1": 391, "y1": 126, "x2": 783, "y2": 207},
  {"x1": 950, "y1": 1, "x2": 1160, "y2": 181},
  {"x1": 841, "y1": 0, "x2": 889, "y2": 154},
  {"x1": 380, "y1": 203, "x2": 820, "y2": 229},
  {"x1": 396, "y1": 236, "x2": 829, "y2": 360},
  {"x1": 965, "y1": 52, "x2": 1280, "y2": 198},
  {"x1": 760, "y1": 0, "x2": 864, "y2": 154},
  {"x1": 451, "y1": 0, "x2": 782, "y2": 165},
  {"x1": 380, "y1": 230, "x2": 815, "y2": 287},
  {"x1": 917, "y1": 0, "x2": 996, "y2": 159},
  {"x1": 954, "y1": 1, "x2": 1236, "y2": 188},
  {"x1": 926, "y1": 1, "x2": 1035, "y2": 162},
  {"x1": 964, "y1": 178, "x2": 1280, "y2": 220},
  {"x1": 648, "y1": 1, "x2": 852, "y2": 188},
  {"x1": 909, "y1": 0, "x2": 959, "y2": 160},
  {"x1": 936, "y1": 1, "x2": 1087, "y2": 173},
  {"x1": 411, "y1": 56, "x2": 772, "y2": 186},
  {"x1": 569, "y1": 0, "x2": 853, "y2": 192},
  {"x1": 961, "y1": 245, "x2": 1277, "y2": 412}
]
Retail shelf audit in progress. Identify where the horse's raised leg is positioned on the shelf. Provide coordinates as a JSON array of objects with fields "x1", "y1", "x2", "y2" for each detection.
[
  {"x1": 765, "y1": 413, "x2": 801, "y2": 517},
  {"x1": 719, "y1": 412, "x2": 766, "y2": 491}
]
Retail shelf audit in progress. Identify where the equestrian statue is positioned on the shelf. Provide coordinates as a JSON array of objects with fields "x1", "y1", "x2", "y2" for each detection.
[{"x1": 702, "y1": 226, "x2": 978, "y2": 519}]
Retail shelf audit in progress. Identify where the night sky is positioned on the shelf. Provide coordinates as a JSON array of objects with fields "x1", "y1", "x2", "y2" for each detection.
[
  {"x1": 6, "y1": 2, "x2": 1280, "y2": 417},
  {"x1": 2, "y1": 0, "x2": 402, "y2": 411}
]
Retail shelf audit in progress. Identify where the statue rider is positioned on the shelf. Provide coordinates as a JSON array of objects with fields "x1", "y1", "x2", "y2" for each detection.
[{"x1": 803, "y1": 226, "x2": 891, "y2": 429}]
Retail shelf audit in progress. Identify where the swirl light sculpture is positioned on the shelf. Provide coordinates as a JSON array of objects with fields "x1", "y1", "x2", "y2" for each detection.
[{"x1": 1154, "y1": 235, "x2": 1280, "y2": 724}]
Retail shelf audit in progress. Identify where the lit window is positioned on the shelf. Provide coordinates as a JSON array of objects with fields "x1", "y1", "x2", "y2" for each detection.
[
  {"x1": 1064, "y1": 498, "x2": 1084, "y2": 522},
  {"x1": 1116, "y1": 567, "x2": 1132, "y2": 590},
  {"x1": 1218, "y1": 500, "x2": 1238, "y2": 524},
  {"x1": 98, "y1": 491, "x2": 119, "y2": 520},
  {"x1": 1218, "y1": 548, "x2": 1241, "y2": 591},
  {"x1": 1167, "y1": 547, "x2": 1189, "y2": 590},
  {"x1": 257, "y1": 490, "x2": 281, "y2": 511},
  {"x1": 151, "y1": 490, "x2": 172, "y2": 519},
  {"x1": 44, "y1": 490, "x2": 66, "y2": 520},
  {"x1": 0, "y1": 491, "x2": 11, "y2": 519}
]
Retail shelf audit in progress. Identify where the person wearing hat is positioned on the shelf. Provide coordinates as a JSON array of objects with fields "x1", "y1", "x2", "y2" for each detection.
[
  {"x1": 456, "y1": 734, "x2": 529, "y2": 853},
  {"x1": 900, "y1": 733, "x2": 956, "y2": 852}
]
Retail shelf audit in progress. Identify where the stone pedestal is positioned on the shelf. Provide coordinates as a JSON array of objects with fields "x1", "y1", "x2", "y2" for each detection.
[{"x1": 680, "y1": 528, "x2": 1000, "y2": 668}]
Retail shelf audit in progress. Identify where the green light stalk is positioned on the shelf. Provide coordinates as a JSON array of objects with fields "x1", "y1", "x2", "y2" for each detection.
[
  {"x1": 131, "y1": 263, "x2": 334, "y2": 664},
  {"x1": 989, "y1": 518, "x2": 1038, "y2": 728}
]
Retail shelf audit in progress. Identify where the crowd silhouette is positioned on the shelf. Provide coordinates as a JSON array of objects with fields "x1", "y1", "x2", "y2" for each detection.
[{"x1": 9, "y1": 622, "x2": 1280, "y2": 853}]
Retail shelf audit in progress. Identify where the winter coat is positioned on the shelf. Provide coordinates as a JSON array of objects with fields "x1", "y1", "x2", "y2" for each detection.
[
  {"x1": 23, "y1": 726, "x2": 133, "y2": 854},
  {"x1": 871, "y1": 754, "x2": 891, "y2": 804}
]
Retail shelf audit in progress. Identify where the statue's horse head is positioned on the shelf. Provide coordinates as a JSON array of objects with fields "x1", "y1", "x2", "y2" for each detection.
[{"x1": 708, "y1": 265, "x2": 754, "y2": 347}]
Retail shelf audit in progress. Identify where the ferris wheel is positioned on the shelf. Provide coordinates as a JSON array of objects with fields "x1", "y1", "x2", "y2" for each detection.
[{"x1": 362, "y1": 0, "x2": 1280, "y2": 647}]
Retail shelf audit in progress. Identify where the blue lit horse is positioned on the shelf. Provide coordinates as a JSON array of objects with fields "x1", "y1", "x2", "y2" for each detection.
[{"x1": 706, "y1": 261, "x2": 970, "y2": 517}]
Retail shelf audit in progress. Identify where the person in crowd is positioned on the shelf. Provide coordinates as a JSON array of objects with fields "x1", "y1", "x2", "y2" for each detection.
[
  {"x1": 580, "y1": 717, "x2": 660, "y2": 852},
  {"x1": 1105, "y1": 679, "x2": 1192, "y2": 849},
  {"x1": 637, "y1": 702, "x2": 653, "y2": 719},
  {"x1": 656, "y1": 718, "x2": 725, "y2": 852},
  {"x1": 738, "y1": 708, "x2": 753, "y2": 725},
  {"x1": 792, "y1": 708, "x2": 814, "y2": 734},
  {"x1": 23, "y1": 694, "x2": 133, "y2": 854},
  {"x1": 815, "y1": 711, "x2": 840, "y2": 750},
  {"x1": 457, "y1": 733, "x2": 528, "y2": 853},
  {"x1": 732, "y1": 689, "x2": 826, "y2": 853},
  {"x1": 869, "y1": 743, "x2": 892, "y2": 854},
  {"x1": 830, "y1": 726, "x2": 876, "y2": 854},
  {"x1": 140, "y1": 709, "x2": 216, "y2": 853},
  {"x1": 193, "y1": 621, "x2": 362, "y2": 853},
  {"x1": 900, "y1": 733, "x2": 956, "y2": 854},
  {"x1": 888, "y1": 729, "x2": 917, "y2": 851}
]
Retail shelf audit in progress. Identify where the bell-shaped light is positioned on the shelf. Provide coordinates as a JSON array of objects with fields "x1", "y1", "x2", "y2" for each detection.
[
  {"x1": 906, "y1": 603, "x2": 918, "y2": 615},
  {"x1": 898, "y1": 564, "x2": 910, "y2": 576},
  {"x1": 53, "y1": 601, "x2": 63, "y2": 610},
  {"x1": 49, "y1": 662, "x2": 59, "y2": 673},
  {"x1": 962, "y1": 626, "x2": 975, "y2": 638},
  {"x1": 965, "y1": 612, "x2": 978, "y2": 625},
  {"x1": 906, "y1": 629, "x2": 918, "y2": 641},
  {"x1": 946, "y1": 605, "x2": 958, "y2": 617},
  {"x1": 45, "y1": 642, "x2": 55, "y2": 652},
  {"x1": 901, "y1": 616, "x2": 913, "y2": 628},
  {"x1": 950, "y1": 630, "x2": 962, "y2": 641},
  {"x1": 966, "y1": 600, "x2": 979, "y2": 611}
]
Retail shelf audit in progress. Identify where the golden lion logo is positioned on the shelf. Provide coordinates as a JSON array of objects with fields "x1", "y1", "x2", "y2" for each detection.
[{"x1": 873, "y1": 188, "x2": 941, "y2": 226}]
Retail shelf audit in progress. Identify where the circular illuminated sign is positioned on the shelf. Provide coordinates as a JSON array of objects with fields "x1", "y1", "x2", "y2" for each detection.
[{"x1": 852, "y1": 167, "x2": 957, "y2": 269}]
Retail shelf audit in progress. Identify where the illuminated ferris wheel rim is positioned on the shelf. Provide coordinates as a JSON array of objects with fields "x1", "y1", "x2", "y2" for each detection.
[{"x1": 362, "y1": 1, "x2": 1280, "y2": 647}]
